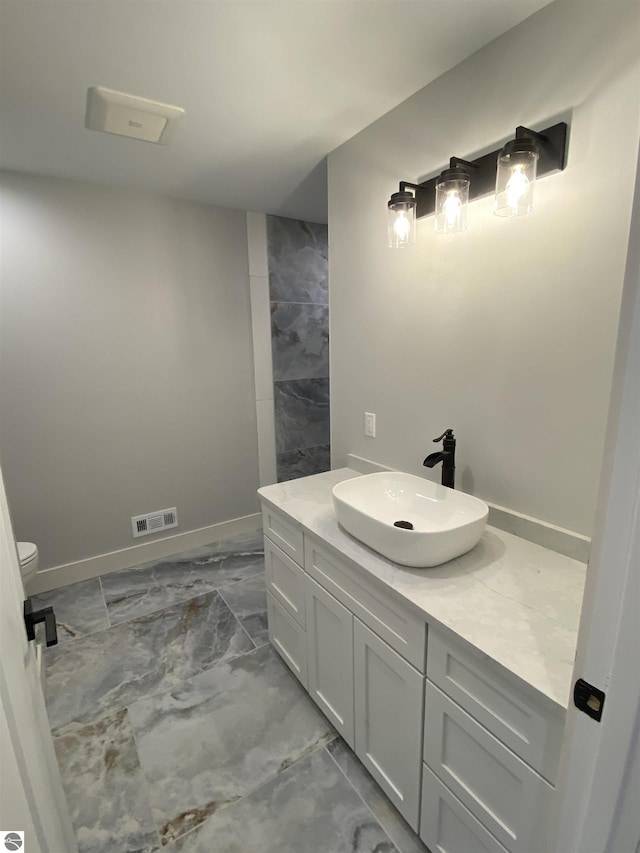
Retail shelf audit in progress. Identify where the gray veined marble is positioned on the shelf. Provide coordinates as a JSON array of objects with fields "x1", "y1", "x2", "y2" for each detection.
[
  {"x1": 170, "y1": 746, "x2": 397, "y2": 853},
  {"x1": 53, "y1": 707, "x2": 159, "y2": 853},
  {"x1": 274, "y1": 377, "x2": 330, "y2": 453},
  {"x1": 45, "y1": 590, "x2": 254, "y2": 733},
  {"x1": 100, "y1": 531, "x2": 264, "y2": 626},
  {"x1": 271, "y1": 302, "x2": 329, "y2": 381},
  {"x1": 31, "y1": 577, "x2": 109, "y2": 644},
  {"x1": 218, "y1": 573, "x2": 269, "y2": 646},
  {"x1": 327, "y1": 739, "x2": 427, "y2": 853},
  {"x1": 277, "y1": 444, "x2": 331, "y2": 482},
  {"x1": 128, "y1": 644, "x2": 336, "y2": 845},
  {"x1": 267, "y1": 215, "x2": 328, "y2": 305},
  {"x1": 40, "y1": 534, "x2": 432, "y2": 853}
]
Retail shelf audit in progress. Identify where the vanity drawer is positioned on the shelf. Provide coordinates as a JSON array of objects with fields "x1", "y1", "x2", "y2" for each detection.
[
  {"x1": 420, "y1": 763, "x2": 509, "y2": 853},
  {"x1": 262, "y1": 505, "x2": 304, "y2": 567},
  {"x1": 424, "y1": 682, "x2": 553, "y2": 853},
  {"x1": 305, "y1": 535, "x2": 426, "y2": 671},
  {"x1": 267, "y1": 592, "x2": 307, "y2": 689},
  {"x1": 427, "y1": 629, "x2": 564, "y2": 783},
  {"x1": 264, "y1": 537, "x2": 306, "y2": 628}
]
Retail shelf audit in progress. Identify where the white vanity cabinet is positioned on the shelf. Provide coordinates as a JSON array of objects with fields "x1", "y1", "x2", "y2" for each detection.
[
  {"x1": 262, "y1": 504, "x2": 305, "y2": 565},
  {"x1": 262, "y1": 506, "x2": 427, "y2": 831},
  {"x1": 266, "y1": 591, "x2": 307, "y2": 688},
  {"x1": 260, "y1": 498, "x2": 565, "y2": 851},
  {"x1": 353, "y1": 618, "x2": 424, "y2": 827},
  {"x1": 306, "y1": 574, "x2": 355, "y2": 748},
  {"x1": 264, "y1": 536, "x2": 306, "y2": 628},
  {"x1": 420, "y1": 628, "x2": 563, "y2": 853},
  {"x1": 305, "y1": 571, "x2": 425, "y2": 825},
  {"x1": 305, "y1": 535, "x2": 427, "y2": 829},
  {"x1": 264, "y1": 519, "x2": 307, "y2": 689}
]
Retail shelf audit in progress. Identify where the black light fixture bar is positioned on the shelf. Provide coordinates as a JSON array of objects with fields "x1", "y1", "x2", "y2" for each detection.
[{"x1": 397, "y1": 121, "x2": 567, "y2": 219}]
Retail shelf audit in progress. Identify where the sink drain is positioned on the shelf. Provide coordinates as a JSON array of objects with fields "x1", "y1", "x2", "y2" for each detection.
[{"x1": 394, "y1": 520, "x2": 414, "y2": 530}]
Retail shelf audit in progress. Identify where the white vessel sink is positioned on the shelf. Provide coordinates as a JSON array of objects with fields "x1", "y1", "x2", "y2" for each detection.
[{"x1": 332, "y1": 472, "x2": 488, "y2": 568}]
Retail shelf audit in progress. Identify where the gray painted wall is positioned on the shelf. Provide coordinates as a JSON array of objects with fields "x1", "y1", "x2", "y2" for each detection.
[
  {"x1": 266, "y1": 216, "x2": 330, "y2": 481},
  {"x1": 0, "y1": 171, "x2": 259, "y2": 568},
  {"x1": 328, "y1": 2, "x2": 640, "y2": 536}
]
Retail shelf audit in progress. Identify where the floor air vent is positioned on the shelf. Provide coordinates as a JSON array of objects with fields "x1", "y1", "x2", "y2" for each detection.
[{"x1": 131, "y1": 507, "x2": 178, "y2": 538}]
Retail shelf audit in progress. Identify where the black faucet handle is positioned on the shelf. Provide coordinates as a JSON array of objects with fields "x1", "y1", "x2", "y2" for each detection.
[{"x1": 433, "y1": 429, "x2": 455, "y2": 443}]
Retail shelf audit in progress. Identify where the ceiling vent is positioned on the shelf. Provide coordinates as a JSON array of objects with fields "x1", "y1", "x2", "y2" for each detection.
[{"x1": 85, "y1": 86, "x2": 184, "y2": 144}]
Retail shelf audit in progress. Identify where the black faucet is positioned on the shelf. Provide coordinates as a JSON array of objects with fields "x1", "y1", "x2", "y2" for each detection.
[{"x1": 423, "y1": 429, "x2": 456, "y2": 489}]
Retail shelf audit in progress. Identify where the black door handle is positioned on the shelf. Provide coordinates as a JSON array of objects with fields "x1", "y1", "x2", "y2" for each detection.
[{"x1": 24, "y1": 598, "x2": 58, "y2": 648}]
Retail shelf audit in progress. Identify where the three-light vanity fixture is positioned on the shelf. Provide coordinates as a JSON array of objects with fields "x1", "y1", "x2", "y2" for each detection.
[{"x1": 388, "y1": 121, "x2": 568, "y2": 247}]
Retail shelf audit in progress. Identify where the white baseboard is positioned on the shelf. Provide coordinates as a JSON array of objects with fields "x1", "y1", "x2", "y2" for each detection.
[
  {"x1": 29, "y1": 513, "x2": 263, "y2": 594},
  {"x1": 345, "y1": 452, "x2": 590, "y2": 563}
]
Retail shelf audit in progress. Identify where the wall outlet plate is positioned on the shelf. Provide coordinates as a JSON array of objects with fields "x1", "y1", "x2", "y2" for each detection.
[{"x1": 365, "y1": 412, "x2": 376, "y2": 438}]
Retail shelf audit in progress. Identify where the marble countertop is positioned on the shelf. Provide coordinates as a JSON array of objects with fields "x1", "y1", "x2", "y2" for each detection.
[{"x1": 258, "y1": 468, "x2": 588, "y2": 711}]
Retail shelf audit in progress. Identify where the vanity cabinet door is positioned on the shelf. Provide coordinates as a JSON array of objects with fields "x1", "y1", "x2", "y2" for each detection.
[
  {"x1": 353, "y1": 617, "x2": 424, "y2": 831},
  {"x1": 267, "y1": 592, "x2": 307, "y2": 689},
  {"x1": 306, "y1": 576, "x2": 355, "y2": 748},
  {"x1": 264, "y1": 536, "x2": 306, "y2": 628}
]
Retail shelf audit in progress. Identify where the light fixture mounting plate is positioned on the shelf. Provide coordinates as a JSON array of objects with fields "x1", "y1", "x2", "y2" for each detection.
[{"x1": 402, "y1": 121, "x2": 567, "y2": 219}]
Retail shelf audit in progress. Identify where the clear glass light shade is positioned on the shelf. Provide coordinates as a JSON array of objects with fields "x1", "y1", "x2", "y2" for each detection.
[
  {"x1": 495, "y1": 145, "x2": 539, "y2": 217},
  {"x1": 388, "y1": 192, "x2": 417, "y2": 248},
  {"x1": 434, "y1": 173, "x2": 470, "y2": 234}
]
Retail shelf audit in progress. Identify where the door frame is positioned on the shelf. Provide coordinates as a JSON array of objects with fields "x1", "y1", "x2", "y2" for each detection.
[
  {"x1": 552, "y1": 145, "x2": 640, "y2": 852},
  {"x1": 0, "y1": 465, "x2": 78, "y2": 852}
]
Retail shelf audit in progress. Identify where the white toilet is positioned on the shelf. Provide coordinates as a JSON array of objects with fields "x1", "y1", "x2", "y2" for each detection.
[{"x1": 17, "y1": 541, "x2": 39, "y2": 591}]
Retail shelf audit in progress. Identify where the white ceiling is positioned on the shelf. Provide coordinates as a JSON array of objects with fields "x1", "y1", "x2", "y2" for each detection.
[{"x1": 0, "y1": 0, "x2": 552, "y2": 223}]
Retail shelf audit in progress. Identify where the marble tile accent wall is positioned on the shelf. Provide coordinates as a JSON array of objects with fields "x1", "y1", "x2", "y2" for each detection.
[
  {"x1": 271, "y1": 303, "x2": 329, "y2": 381},
  {"x1": 276, "y1": 444, "x2": 331, "y2": 482},
  {"x1": 267, "y1": 215, "x2": 330, "y2": 482},
  {"x1": 267, "y1": 216, "x2": 329, "y2": 305}
]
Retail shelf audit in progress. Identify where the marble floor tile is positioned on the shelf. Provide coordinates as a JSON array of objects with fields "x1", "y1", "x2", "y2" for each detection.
[
  {"x1": 128, "y1": 644, "x2": 335, "y2": 845},
  {"x1": 43, "y1": 534, "x2": 423, "y2": 853},
  {"x1": 218, "y1": 574, "x2": 269, "y2": 646},
  {"x1": 31, "y1": 578, "x2": 109, "y2": 645},
  {"x1": 45, "y1": 590, "x2": 254, "y2": 733},
  {"x1": 170, "y1": 746, "x2": 397, "y2": 853},
  {"x1": 53, "y1": 707, "x2": 159, "y2": 853},
  {"x1": 100, "y1": 532, "x2": 264, "y2": 626},
  {"x1": 327, "y1": 738, "x2": 427, "y2": 853}
]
